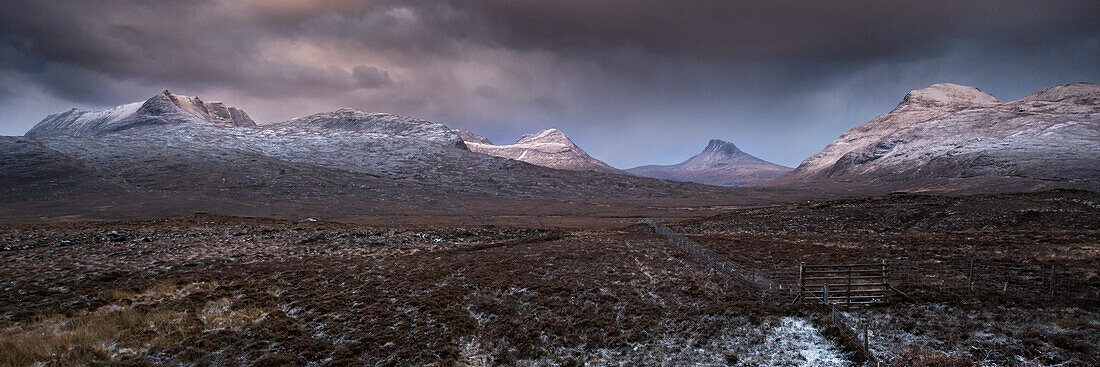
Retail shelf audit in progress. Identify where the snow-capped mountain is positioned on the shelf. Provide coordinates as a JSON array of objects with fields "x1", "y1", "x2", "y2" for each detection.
[
  {"x1": 458, "y1": 128, "x2": 623, "y2": 174},
  {"x1": 626, "y1": 139, "x2": 792, "y2": 186},
  {"x1": 769, "y1": 82, "x2": 1100, "y2": 193},
  {"x1": 25, "y1": 90, "x2": 255, "y2": 138}
]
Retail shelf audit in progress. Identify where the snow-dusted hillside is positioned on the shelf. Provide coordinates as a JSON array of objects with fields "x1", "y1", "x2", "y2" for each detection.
[
  {"x1": 626, "y1": 139, "x2": 791, "y2": 186},
  {"x1": 25, "y1": 90, "x2": 255, "y2": 138},
  {"x1": 4, "y1": 91, "x2": 736, "y2": 221},
  {"x1": 459, "y1": 128, "x2": 623, "y2": 174},
  {"x1": 770, "y1": 82, "x2": 1100, "y2": 193},
  {"x1": 277, "y1": 109, "x2": 465, "y2": 148}
]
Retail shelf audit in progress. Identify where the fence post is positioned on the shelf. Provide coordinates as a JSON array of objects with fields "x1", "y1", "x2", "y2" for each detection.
[
  {"x1": 1048, "y1": 265, "x2": 1055, "y2": 300},
  {"x1": 882, "y1": 259, "x2": 889, "y2": 288},
  {"x1": 862, "y1": 320, "x2": 869, "y2": 356},
  {"x1": 798, "y1": 263, "x2": 804, "y2": 300},
  {"x1": 847, "y1": 266, "x2": 853, "y2": 307},
  {"x1": 823, "y1": 283, "x2": 829, "y2": 305},
  {"x1": 968, "y1": 259, "x2": 974, "y2": 293}
]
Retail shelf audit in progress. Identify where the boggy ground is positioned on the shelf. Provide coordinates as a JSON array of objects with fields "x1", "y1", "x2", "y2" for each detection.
[
  {"x1": 663, "y1": 189, "x2": 1100, "y2": 365},
  {"x1": 1, "y1": 214, "x2": 816, "y2": 366},
  {"x1": 0, "y1": 190, "x2": 1097, "y2": 366}
]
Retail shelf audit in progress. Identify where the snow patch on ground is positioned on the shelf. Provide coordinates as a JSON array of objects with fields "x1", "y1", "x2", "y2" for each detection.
[
  {"x1": 77, "y1": 102, "x2": 144, "y2": 126},
  {"x1": 736, "y1": 316, "x2": 851, "y2": 366}
]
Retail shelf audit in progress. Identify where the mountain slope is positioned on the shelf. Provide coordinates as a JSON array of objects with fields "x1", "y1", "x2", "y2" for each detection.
[
  {"x1": 769, "y1": 82, "x2": 1100, "y2": 193},
  {"x1": 626, "y1": 139, "x2": 792, "y2": 186},
  {"x1": 0, "y1": 137, "x2": 124, "y2": 202},
  {"x1": 459, "y1": 128, "x2": 623, "y2": 174}
]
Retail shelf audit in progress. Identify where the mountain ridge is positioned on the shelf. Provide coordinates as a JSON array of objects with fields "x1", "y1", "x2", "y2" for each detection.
[{"x1": 5, "y1": 81, "x2": 1099, "y2": 225}]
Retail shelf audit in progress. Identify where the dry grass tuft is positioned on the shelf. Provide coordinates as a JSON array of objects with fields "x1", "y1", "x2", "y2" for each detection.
[
  {"x1": 0, "y1": 281, "x2": 224, "y2": 367},
  {"x1": 0, "y1": 308, "x2": 180, "y2": 367},
  {"x1": 198, "y1": 297, "x2": 268, "y2": 332},
  {"x1": 105, "y1": 281, "x2": 219, "y2": 303}
]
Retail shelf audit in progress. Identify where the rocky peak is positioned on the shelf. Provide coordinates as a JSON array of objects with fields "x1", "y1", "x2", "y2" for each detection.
[
  {"x1": 702, "y1": 139, "x2": 745, "y2": 157},
  {"x1": 898, "y1": 83, "x2": 1000, "y2": 109},
  {"x1": 162, "y1": 90, "x2": 256, "y2": 127},
  {"x1": 515, "y1": 128, "x2": 573, "y2": 146}
]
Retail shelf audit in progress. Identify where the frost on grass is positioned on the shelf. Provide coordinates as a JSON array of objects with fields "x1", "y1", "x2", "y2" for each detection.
[
  {"x1": 850, "y1": 303, "x2": 1100, "y2": 365},
  {"x1": 511, "y1": 315, "x2": 852, "y2": 366},
  {"x1": 732, "y1": 316, "x2": 851, "y2": 367}
]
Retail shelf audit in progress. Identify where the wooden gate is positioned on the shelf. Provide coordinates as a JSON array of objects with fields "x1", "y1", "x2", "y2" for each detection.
[{"x1": 798, "y1": 261, "x2": 891, "y2": 308}]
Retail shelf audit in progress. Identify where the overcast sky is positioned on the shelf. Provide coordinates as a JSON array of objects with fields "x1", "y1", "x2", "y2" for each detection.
[{"x1": 2, "y1": 0, "x2": 1098, "y2": 168}]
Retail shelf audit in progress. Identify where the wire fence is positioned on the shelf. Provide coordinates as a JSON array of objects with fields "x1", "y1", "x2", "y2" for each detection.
[
  {"x1": 644, "y1": 218, "x2": 770, "y2": 293},
  {"x1": 889, "y1": 260, "x2": 1099, "y2": 303},
  {"x1": 738, "y1": 260, "x2": 1098, "y2": 304},
  {"x1": 645, "y1": 219, "x2": 884, "y2": 364},
  {"x1": 644, "y1": 219, "x2": 1100, "y2": 366}
]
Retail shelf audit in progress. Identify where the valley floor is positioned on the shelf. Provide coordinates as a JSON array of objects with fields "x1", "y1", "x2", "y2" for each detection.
[{"x1": 1, "y1": 190, "x2": 1097, "y2": 366}]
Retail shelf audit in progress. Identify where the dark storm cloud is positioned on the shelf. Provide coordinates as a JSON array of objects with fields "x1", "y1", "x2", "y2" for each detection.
[
  {"x1": 352, "y1": 66, "x2": 392, "y2": 88},
  {"x1": 461, "y1": 1, "x2": 1100, "y2": 60},
  {"x1": 1, "y1": 0, "x2": 1098, "y2": 166},
  {"x1": 0, "y1": 0, "x2": 408, "y2": 100}
]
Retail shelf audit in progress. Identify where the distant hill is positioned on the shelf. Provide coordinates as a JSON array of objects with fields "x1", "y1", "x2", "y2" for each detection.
[{"x1": 626, "y1": 139, "x2": 791, "y2": 186}]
